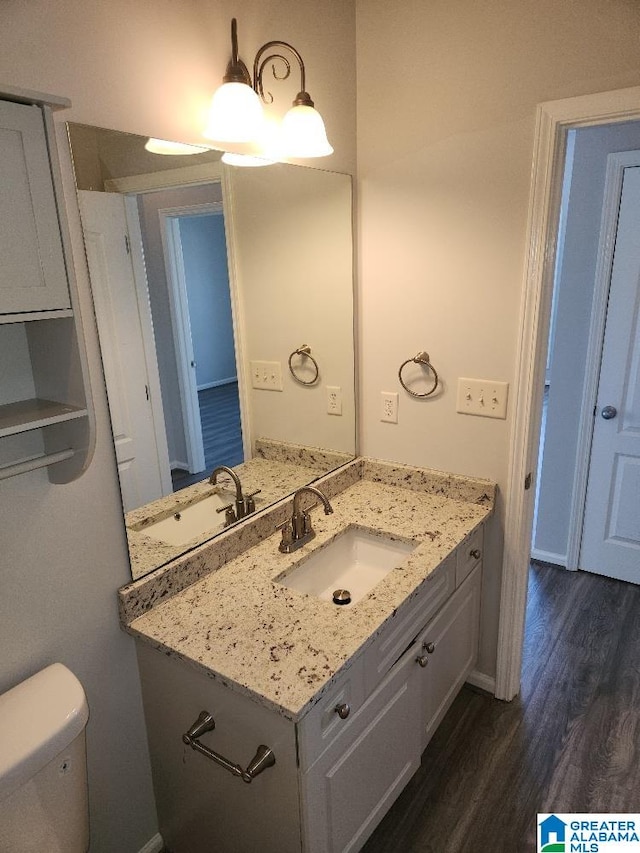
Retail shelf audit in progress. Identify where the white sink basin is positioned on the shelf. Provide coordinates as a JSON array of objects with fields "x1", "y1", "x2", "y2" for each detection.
[
  {"x1": 139, "y1": 493, "x2": 233, "y2": 546},
  {"x1": 276, "y1": 527, "x2": 415, "y2": 606}
]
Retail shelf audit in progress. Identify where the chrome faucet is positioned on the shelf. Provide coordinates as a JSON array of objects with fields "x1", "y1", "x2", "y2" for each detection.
[
  {"x1": 279, "y1": 486, "x2": 333, "y2": 553},
  {"x1": 209, "y1": 466, "x2": 260, "y2": 527}
]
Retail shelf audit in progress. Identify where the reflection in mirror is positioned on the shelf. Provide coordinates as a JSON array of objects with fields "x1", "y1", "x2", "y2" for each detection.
[{"x1": 67, "y1": 124, "x2": 356, "y2": 580}]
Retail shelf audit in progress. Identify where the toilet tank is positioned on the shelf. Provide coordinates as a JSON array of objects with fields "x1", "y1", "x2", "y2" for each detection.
[{"x1": 0, "y1": 663, "x2": 90, "y2": 853}]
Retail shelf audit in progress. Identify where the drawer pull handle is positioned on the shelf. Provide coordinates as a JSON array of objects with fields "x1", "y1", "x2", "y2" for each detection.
[
  {"x1": 182, "y1": 711, "x2": 275, "y2": 783},
  {"x1": 470, "y1": 548, "x2": 482, "y2": 560},
  {"x1": 423, "y1": 641, "x2": 436, "y2": 654},
  {"x1": 416, "y1": 655, "x2": 429, "y2": 668},
  {"x1": 335, "y1": 703, "x2": 351, "y2": 719}
]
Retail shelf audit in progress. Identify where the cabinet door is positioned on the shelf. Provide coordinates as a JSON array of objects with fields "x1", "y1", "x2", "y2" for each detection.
[
  {"x1": 0, "y1": 100, "x2": 69, "y2": 313},
  {"x1": 418, "y1": 564, "x2": 481, "y2": 750},
  {"x1": 302, "y1": 646, "x2": 421, "y2": 853}
]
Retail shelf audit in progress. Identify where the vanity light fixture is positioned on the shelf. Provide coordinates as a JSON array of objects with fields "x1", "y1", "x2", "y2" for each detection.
[
  {"x1": 144, "y1": 137, "x2": 210, "y2": 156},
  {"x1": 204, "y1": 18, "x2": 333, "y2": 162}
]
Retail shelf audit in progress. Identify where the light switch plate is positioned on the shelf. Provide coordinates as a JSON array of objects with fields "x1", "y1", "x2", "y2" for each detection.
[
  {"x1": 456, "y1": 378, "x2": 509, "y2": 419},
  {"x1": 250, "y1": 360, "x2": 283, "y2": 391}
]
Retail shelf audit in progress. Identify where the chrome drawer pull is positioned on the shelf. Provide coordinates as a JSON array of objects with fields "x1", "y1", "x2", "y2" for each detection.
[
  {"x1": 470, "y1": 548, "x2": 481, "y2": 560},
  {"x1": 334, "y1": 703, "x2": 351, "y2": 719},
  {"x1": 416, "y1": 655, "x2": 429, "y2": 668},
  {"x1": 182, "y1": 711, "x2": 275, "y2": 784},
  {"x1": 423, "y1": 642, "x2": 436, "y2": 654}
]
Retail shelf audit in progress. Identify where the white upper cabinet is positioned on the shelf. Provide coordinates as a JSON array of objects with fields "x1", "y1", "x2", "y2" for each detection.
[{"x1": 0, "y1": 99, "x2": 70, "y2": 314}]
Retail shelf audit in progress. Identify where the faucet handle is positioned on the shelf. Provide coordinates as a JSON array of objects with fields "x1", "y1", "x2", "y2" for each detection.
[
  {"x1": 216, "y1": 503, "x2": 237, "y2": 527},
  {"x1": 245, "y1": 489, "x2": 262, "y2": 514},
  {"x1": 278, "y1": 521, "x2": 294, "y2": 553}
]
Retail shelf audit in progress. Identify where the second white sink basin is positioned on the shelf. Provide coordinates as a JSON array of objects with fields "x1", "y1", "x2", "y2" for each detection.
[
  {"x1": 276, "y1": 527, "x2": 415, "y2": 606},
  {"x1": 138, "y1": 492, "x2": 233, "y2": 546}
]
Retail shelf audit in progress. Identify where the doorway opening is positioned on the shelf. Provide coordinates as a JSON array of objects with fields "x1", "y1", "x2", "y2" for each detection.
[
  {"x1": 134, "y1": 185, "x2": 246, "y2": 496},
  {"x1": 158, "y1": 204, "x2": 244, "y2": 490},
  {"x1": 531, "y1": 120, "x2": 640, "y2": 575},
  {"x1": 497, "y1": 86, "x2": 640, "y2": 702}
]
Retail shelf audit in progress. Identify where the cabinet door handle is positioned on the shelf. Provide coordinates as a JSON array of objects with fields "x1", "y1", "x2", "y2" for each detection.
[
  {"x1": 470, "y1": 548, "x2": 481, "y2": 560},
  {"x1": 423, "y1": 642, "x2": 436, "y2": 654},
  {"x1": 334, "y1": 703, "x2": 350, "y2": 719},
  {"x1": 416, "y1": 655, "x2": 429, "y2": 668}
]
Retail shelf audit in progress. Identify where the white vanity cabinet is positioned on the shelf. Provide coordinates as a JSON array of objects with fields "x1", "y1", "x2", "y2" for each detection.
[
  {"x1": 135, "y1": 526, "x2": 484, "y2": 853},
  {"x1": 0, "y1": 87, "x2": 93, "y2": 483},
  {"x1": 300, "y1": 562, "x2": 481, "y2": 853}
]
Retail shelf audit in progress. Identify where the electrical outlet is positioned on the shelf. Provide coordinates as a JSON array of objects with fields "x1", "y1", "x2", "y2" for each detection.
[
  {"x1": 381, "y1": 391, "x2": 398, "y2": 423},
  {"x1": 456, "y1": 378, "x2": 509, "y2": 419},
  {"x1": 326, "y1": 386, "x2": 342, "y2": 416},
  {"x1": 250, "y1": 360, "x2": 283, "y2": 391}
]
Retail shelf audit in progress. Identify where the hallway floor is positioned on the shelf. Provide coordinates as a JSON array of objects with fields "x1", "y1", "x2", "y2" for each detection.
[
  {"x1": 363, "y1": 563, "x2": 640, "y2": 852},
  {"x1": 171, "y1": 382, "x2": 243, "y2": 491}
]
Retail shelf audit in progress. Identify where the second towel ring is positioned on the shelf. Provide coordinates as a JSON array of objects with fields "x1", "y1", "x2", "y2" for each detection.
[
  {"x1": 398, "y1": 351, "x2": 440, "y2": 398},
  {"x1": 288, "y1": 345, "x2": 319, "y2": 386}
]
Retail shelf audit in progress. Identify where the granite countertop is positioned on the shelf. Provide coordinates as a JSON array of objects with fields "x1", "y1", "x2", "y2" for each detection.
[
  {"x1": 126, "y1": 460, "x2": 494, "y2": 722},
  {"x1": 125, "y1": 457, "x2": 328, "y2": 579}
]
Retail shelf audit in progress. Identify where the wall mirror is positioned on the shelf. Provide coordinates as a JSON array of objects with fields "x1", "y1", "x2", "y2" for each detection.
[{"x1": 67, "y1": 123, "x2": 355, "y2": 580}]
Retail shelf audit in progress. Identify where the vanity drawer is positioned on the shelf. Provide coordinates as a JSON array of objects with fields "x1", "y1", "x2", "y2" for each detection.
[
  {"x1": 297, "y1": 654, "x2": 366, "y2": 773},
  {"x1": 456, "y1": 525, "x2": 483, "y2": 587},
  {"x1": 363, "y1": 555, "x2": 456, "y2": 696}
]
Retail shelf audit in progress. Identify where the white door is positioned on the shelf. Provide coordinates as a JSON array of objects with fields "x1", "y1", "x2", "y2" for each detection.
[
  {"x1": 580, "y1": 163, "x2": 640, "y2": 583},
  {"x1": 78, "y1": 190, "x2": 171, "y2": 511}
]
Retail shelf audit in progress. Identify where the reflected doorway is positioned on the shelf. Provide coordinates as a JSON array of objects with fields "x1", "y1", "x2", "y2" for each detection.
[
  {"x1": 155, "y1": 204, "x2": 244, "y2": 489},
  {"x1": 135, "y1": 187, "x2": 245, "y2": 497}
]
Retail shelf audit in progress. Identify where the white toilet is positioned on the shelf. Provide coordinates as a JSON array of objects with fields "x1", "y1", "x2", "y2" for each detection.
[{"x1": 0, "y1": 663, "x2": 90, "y2": 852}]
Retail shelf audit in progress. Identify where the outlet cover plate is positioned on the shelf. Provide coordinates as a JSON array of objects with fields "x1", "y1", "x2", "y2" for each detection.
[
  {"x1": 326, "y1": 386, "x2": 343, "y2": 416},
  {"x1": 456, "y1": 378, "x2": 509, "y2": 419},
  {"x1": 381, "y1": 391, "x2": 398, "y2": 423}
]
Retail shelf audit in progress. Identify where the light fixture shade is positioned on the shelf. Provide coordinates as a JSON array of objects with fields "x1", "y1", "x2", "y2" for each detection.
[
  {"x1": 204, "y1": 82, "x2": 265, "y2": 143},
  {"x1": 221, "y1": 152, "x2": 275, "y2": 167},
  {"x1": 280, "y1": 104, "x2": 333, "y2": 158},
  {"x1": 144, "y1": 138, "x2": 209, "y2": 155}
]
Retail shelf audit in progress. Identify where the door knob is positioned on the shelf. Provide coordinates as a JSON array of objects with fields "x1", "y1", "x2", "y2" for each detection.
[{"x1": 601, "y1": 405, "x2": 617, "y2": 420}]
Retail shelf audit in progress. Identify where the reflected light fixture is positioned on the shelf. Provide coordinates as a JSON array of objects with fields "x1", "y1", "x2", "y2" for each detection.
[
  {"x1": 144, "y1": 138, "x2": 210, "y2": 155},
  {"x1": 204, "y1": 18, "x2": 333, "y2": 163}
]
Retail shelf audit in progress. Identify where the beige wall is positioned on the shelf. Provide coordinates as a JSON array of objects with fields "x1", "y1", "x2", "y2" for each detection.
[
  {"x1": 0, "y1": 1, "x2": 356, "y2": 851},
  {"x1": 356, "y1": 0, "x2": 640, "y2": 677},
  {"x1": 230, "y1": 164, "x2": 355, "y2": 453}
]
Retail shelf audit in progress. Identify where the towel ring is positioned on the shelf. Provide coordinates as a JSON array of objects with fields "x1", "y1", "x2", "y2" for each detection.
[
  {"x1": 398, "y1": 351, "x2": 439, "y2": 398},
  {"x1": 288, "y1": 345, "x2": 319, "y2": 386}
]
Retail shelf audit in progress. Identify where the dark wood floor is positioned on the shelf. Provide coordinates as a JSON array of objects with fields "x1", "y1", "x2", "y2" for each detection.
[
  {"x1": 363, "y1": 563, "x2": 640, "y2": 853},
  {"x1": 171, "y1": 382, "x2": 244, "y2": 490}
]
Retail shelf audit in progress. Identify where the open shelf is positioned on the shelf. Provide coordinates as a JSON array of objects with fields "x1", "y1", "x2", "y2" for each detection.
[
  {"x1": 0, "y1": 398, "x2": 88, "y2": 438},
  {"x1": 0, "y1": 309, "x2": 74, "y2": 325}
]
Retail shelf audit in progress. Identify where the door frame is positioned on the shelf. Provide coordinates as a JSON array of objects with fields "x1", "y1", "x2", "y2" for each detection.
[{"x1": 496, "y1": 85, "x2": 640, "y2": 701}]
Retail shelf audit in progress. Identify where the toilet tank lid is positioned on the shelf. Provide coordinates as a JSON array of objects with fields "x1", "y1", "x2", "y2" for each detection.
[{"x1": 0, "y1": 663, "x2": 89, "y2": 800}]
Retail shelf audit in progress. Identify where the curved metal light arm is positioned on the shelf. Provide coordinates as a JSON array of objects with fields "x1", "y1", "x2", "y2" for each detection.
[{"x1": 253, "y1": 40, "x2": 313, "y2": 106}]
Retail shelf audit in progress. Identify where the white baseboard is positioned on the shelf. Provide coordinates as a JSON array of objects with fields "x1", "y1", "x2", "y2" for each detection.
[
  {"x1": 530, "y1": 547, "x2": 567, "y2": 567},
  {"x1": 466, "y1": 669, "x2": 496, "y2": 695},
  {"x1": 138, "y1": 833, "x2": 164, "y2": 853},
  {"x1": 197, "y1": 376, "x2": 237, "y2": 391}
]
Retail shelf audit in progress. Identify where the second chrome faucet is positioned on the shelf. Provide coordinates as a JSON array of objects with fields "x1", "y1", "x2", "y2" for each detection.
[{"x1": 279, "y1": 486, "x2": 334, "y2": 553}]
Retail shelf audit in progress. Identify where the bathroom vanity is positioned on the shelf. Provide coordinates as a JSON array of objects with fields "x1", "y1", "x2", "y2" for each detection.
[{"x1": 122, "y1": 458, "x2": 494, "y2": 852}]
